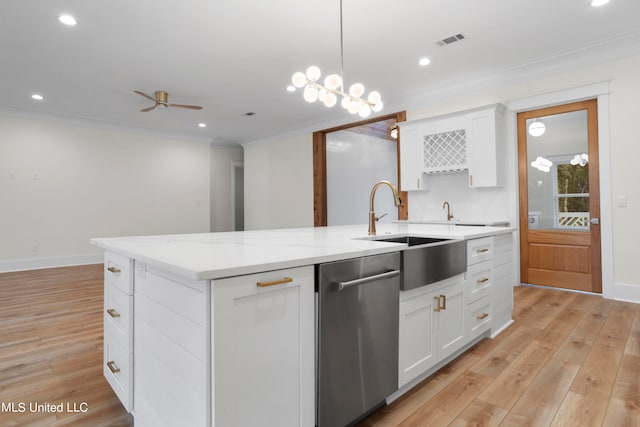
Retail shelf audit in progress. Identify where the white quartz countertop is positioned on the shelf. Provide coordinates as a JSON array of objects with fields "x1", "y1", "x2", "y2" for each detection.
[{"x1": 91, "y1": 223, "x2": 514, "y2": 281}]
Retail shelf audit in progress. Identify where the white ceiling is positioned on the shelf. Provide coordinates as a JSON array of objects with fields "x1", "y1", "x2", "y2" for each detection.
[{"x1": 2, "y1": 0, "x2": 640, "y2": 145}]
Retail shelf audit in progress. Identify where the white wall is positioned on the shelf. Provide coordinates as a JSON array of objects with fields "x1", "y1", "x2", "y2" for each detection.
[
  {"x1": 210, "y1": 144, "x2": 244, "y2": 231},
  {"x1": 326, "y1": 130, "x2": 398, "y2": 225},
  {"x1": 242, "y1": 53, "x2": 640, "y2": 299},
  {"x1": 243, "y1": 134, "x2": 313, "y2": 230},
  {"x1": 0, "y1": 115, "x2": 210, "y2": 271}
]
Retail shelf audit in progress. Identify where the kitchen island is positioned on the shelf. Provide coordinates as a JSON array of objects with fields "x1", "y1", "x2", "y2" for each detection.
[{"x1": 92, "y1": 223, "x2": 515, "y2": 427}]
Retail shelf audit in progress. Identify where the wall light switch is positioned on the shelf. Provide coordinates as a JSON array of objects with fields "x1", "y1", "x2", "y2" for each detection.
[
  {"x1": 617, "y1": 195, "x2": 628, "y2": 207},
  {"x1": 9, "y1": 172, "x2": 15, "y2": 180}
]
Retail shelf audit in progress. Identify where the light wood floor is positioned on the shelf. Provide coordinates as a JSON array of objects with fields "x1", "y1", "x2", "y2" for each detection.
[
  {"x1": 0, "y1": 264, "x2": 133, "y2": 426},
  {"x1": 359, "y1": 285, "x2": 640, "y2": 427},
  {"x1": 2, "y1": 266, "x2": 639, "y2": 426}
]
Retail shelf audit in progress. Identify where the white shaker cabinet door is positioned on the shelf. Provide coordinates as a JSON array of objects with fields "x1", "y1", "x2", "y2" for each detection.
[
  {"x1": 213, "y1": 266, "x2": 314, "y2": 427},
  {"x1": 398, "y1": 289, "x2": 437, "y2": 387},
  {"x1": 434, "y1": 281, "x2": 466, "y2": 361},
  {"x1": 399, "y1": 124, "x2": 428, "y2": 191}
]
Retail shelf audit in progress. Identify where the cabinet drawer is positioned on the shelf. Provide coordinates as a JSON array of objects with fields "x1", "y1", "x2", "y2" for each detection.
[
  {"x1": 104, "y1": 282, "x2": 133, "y2": 349},
  {"x1": 104, "y1": 252, "x2": 133, "y2": 295},
  {"x1": 466, "y1": 297, "x2": 492, "y2": 339},
  {"x1": 104, "y1": 329, "x2": 133, "y2": 412},
  {"x1": 215, "y1": 265, "x2": 313, "y2": 297},
  {"x1": 467, "y1": 237, "x2": 494, "y2": 265},
  {"x1": 466, "y1": 261, "x2": 493, "y2": 304}
]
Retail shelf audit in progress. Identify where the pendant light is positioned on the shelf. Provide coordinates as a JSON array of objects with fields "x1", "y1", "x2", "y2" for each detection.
[{"x1": 289, "y1": 0, "x2": 383, "y2": 117}]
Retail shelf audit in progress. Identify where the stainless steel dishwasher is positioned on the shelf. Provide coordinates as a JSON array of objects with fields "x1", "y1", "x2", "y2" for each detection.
[{"x1": 316, "y1": 252, "x2": 400, "y2": 427}]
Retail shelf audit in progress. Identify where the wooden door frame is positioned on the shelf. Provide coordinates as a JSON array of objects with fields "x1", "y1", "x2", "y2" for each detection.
[
  {"x1": 517, "y1": 99, "x2": 602, "y2": 293},
  {"x1": 313, "y1": 111, "x2": 408, "y2": 227}
]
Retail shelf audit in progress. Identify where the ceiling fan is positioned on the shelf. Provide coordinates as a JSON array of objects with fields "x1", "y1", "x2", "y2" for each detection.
[{"x1": 133, "y1": 90, "x2": 203, "y2": 112}]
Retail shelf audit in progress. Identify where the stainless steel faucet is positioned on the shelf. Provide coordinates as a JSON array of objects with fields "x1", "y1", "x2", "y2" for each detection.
[
  {"x1": 368, "y1": 181, "x2": 402, "y2": 235},
  {"x1": 443, "y1": 201, "x2": 454, "y2": 221}
]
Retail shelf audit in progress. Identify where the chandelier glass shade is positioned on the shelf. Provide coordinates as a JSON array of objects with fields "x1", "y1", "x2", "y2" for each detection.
[{"x1": 290, "y1": 0, "x2": 382, "y2": 118}]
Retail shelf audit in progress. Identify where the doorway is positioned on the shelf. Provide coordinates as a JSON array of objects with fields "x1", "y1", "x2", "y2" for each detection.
[
  {"x1": 313, "y1": 112, "x2": 407, "y2": 226},
  {"x1": 231, "y1": 162, "x2": 244, "y2": 231},
  {"x1": 517, "y1": 99, "x2": 601, "y2": 293}
]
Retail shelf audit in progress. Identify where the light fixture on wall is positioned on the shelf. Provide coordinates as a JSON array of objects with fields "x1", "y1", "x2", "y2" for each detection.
[
  {"x1": 289, "y1": 0, "x2": 382, "y2": 118},
  {"x1": 390, "y1": 124, "x2": 398, "y2": 139},
  {"x1": 528, "y1": 119, "x2": 546, "y2": 137}
]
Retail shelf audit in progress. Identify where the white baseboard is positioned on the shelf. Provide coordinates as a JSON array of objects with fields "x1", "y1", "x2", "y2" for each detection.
[
  {"x1": 604, "y1": 281, "x2": 640, "y2": 304},
  {"x1": 0, "y1": 254, "x2": 103, "y2": 273}
]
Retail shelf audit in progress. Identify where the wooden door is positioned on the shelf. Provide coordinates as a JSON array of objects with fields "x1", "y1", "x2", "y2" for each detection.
[{"x1": 518, "y1": 99, "x2": 601, "y2": 293}]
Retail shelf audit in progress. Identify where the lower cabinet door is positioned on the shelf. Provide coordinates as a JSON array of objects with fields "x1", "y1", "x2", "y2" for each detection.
[
  {"x1": 398, "y1": 291, "x2": 437, "y2": 387},
  {"x1": 436, "y1": 282, "x2": 466, "y2": 361},
  {"x1": 213, "y1": 266, "x2": 314, "y2": 427},
  {"x1": 398, "y1": 278, "x2": 466, "y2": 388}
]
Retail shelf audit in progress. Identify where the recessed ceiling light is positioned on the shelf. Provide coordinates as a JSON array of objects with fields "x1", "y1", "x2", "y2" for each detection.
[
  {"x1": 418, "y1": 57, "x2": 431, "y2": 66},
  {"x1": 58, "y1": 14, "x2": 77, "y2": 26},
  {"x1": 198, "y1": 123, "x2": 207, "y2": 128},
  {"x1": 286, "y1": 85, "x2": 296, "y2": 92},
  {"x1": 31, "y1": 94, "x2": 44, "y2": 100},
  {"x1": 590, "y1": 0, "x2": 610, "y2": 6}
]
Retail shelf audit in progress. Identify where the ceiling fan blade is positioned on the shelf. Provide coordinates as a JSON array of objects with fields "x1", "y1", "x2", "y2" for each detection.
[
  {"x1": 168, "y1": 103, "x2": 203, "y2": 110},
  {"x1": 133, "y1": 90, "x2": 155, "y2": 101},
  {"x1": 140, "y1": 105, "x2": 157, "y2": 112}
]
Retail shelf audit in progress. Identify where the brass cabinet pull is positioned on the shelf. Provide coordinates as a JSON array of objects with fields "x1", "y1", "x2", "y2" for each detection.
[
  {"x1": 477, "y1": 312, "x2": 489, "y2": 320},
  {"x1": 107, "y1": 266, "x2": 121, "y2": 274},
  {"x1": 441, "y1": 295, "x2": 446, "y2": 310},
  {"x1": 106, "y1": 361, "x2": 120, "y2": 374},
  {"x1": 256, "y1": 277, "x2": 293, "y2": 288},
  {"x1": 106, "y1": 308, "x2": 120, "y2": 318},
  {"x1": 477, "y1": 277, "x2": 489, "y2": 283},
  {"x1": 476, "y1": 248, "x2": 489, "y2": 254},
  {"x1": 434, "y1": 296, "x2": 441, "y2": 312}
]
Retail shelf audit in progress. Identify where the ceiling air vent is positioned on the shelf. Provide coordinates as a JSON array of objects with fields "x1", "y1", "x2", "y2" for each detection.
[{"x1": 436, "y1": 33, "x2": 467, "y2": 47}]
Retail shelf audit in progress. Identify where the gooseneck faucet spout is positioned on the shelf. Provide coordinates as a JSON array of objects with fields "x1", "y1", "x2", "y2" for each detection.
[
  {"x1": 368, "y1": 180, "x2": 402, "y2": 235},
  {"x1": 443, "y1": 201, "x2": 454, "y2": 221}
]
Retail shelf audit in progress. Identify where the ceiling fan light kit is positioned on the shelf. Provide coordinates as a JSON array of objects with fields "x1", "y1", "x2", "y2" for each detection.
[
  {"x1": 289, "y1": 0, "x2": 382, "y2": 118},
  {"x1": 133, "y1": 90, "x2": 203, "y2": 112}
]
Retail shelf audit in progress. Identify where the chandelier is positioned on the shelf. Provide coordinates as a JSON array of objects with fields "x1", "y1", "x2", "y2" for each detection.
[{"x1": 289, "y1": 0, "x2": 383, "y2": 118}]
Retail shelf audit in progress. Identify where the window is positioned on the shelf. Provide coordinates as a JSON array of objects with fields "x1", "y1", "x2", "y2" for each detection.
[{"x1": 551, "y1": 155, "x2": 590, "y2": 229}]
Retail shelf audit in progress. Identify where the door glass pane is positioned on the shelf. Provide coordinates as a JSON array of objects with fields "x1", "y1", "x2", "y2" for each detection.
[{"x1": 526, "y1": 110, "x2": 589, "y2": 230}]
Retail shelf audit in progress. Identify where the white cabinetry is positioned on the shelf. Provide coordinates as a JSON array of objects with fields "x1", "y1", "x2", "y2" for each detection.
[
  {"x1": 398, "y1": 104, "x2": 504, "y2": 190},
  {"x1": 467, "y1": 107, "x2": 505, "y2": 188},
  {"x1": 398, "y1": 232, "x2": 514, "y2": 390},
  {"x1": 465, "y1": 237, "x2": 495, "y2": 340},
  {"x1": 398, "y1": 274, "x2": 465, "y2": 387},
  {"x1": 133, "y1": 265, "x2": 210, "y2": 427},
  {"x1": 103, "y1": 252, "x2": 134, "y2": 412},
  {"x1": 213, "y1": 266, "x2": 314, "y2": 427},
  {"x1": 398, "y1": 125, "x2": 428, "y2": 191}
]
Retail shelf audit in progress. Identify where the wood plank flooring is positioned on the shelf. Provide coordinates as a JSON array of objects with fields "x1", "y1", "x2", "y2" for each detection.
[
  {"x1": 1, "y1": 265, "x2": 639, "y2": 426},
  {"x1": 0, "y1": 265, "x2": 133, "y2": 426},
  {"x1": 359, "y1": 285, "x2": 640, "y2": 427}
]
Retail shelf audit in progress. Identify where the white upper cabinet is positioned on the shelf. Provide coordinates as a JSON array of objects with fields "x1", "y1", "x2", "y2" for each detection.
[
  {"x1": 467, "y1": 106, "x2": 505, "y2": 188},
  {"x1": 398, "y1": 125, "x2": 429, "y2": 191},
  {"x1": 398, "y1": 104, "x2": 505, "y2": 189}
]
